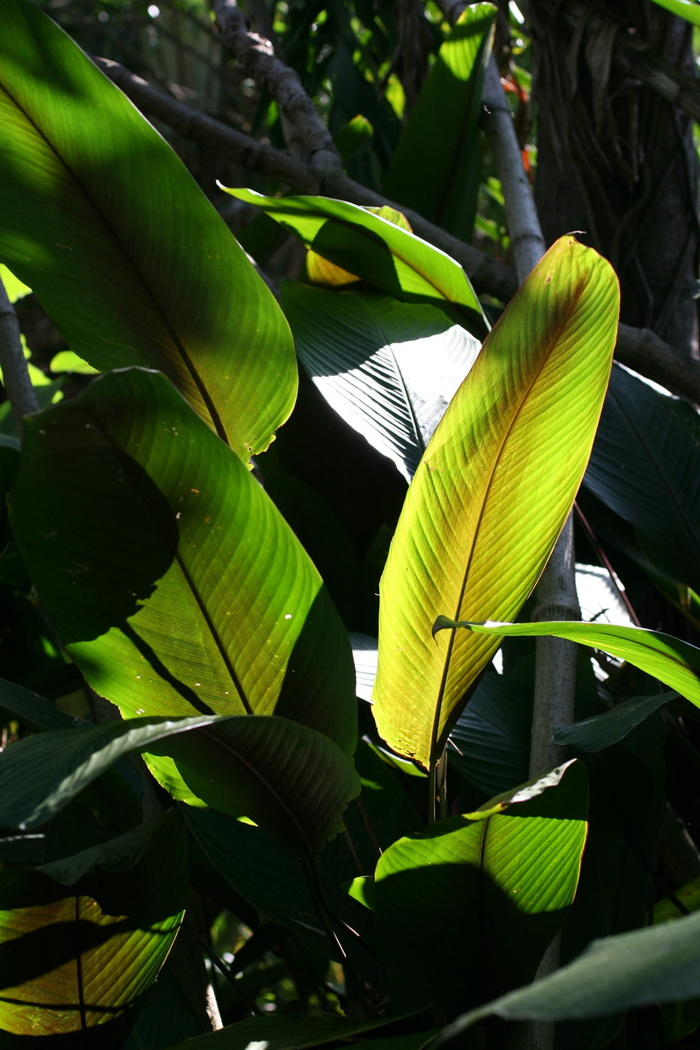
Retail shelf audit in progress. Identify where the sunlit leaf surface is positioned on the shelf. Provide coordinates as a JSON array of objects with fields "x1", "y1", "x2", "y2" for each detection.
[
  {"x1": 372, "y1": 237, "x2": 620, "y2": 768},
  {"x1": 0, "y1": 0, "x2": 295, "y2": 458}
]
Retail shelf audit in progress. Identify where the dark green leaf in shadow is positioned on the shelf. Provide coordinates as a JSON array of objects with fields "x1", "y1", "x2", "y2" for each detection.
[
  {"x1": 584, "y1": 365, "x2": 700, "y2": 591},
  {"x1": 374, "y1": 761, "x2": 588, "y2": 1015},
  {"x1": 0, "y1": 677, "x2": 81, "y2": 733},
  {"x1": 553, "y1": 691, "x2": 677, "y2": 752},
  {"x1": 162, "y1": 1008, "x2": 429, "y2": 1050},
  {"x1": 447, "y1": 669, "x2": 531, "y2": 795},
  {"x1": 9, "y1": 370, "x2": 357, "y2": 781},
  {"x1": 439, "y1": 909, "x2": 700, "y2": 1037},
  {"x1": 0, "y1": 0, "x2": 295, "y2": 458},
  {"x1": 0, "y1": 713, "x2": 359, "y2": 855},
  {"x1": 224, "y1": 190, "x2": 487, "y2": 335},
  {"x1": 383, "y1": 4, "x2": 496, "y2": 242},
  {"x1": 281, "y1": 284, "x2": 481, "y2": 482}
]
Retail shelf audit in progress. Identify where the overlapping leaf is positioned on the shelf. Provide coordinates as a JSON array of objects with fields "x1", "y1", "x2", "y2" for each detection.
[
  {"x1": 0, "y1": 817, "x2": 187, "y2": 1035},
  {"x1": 374, "y1": 761, "x2": 588, "y2": 1014},
  {"x1": 281, "y1": 283, "x2": 481, "y2": 481},
  {"x1": 224, "y1": 189, "x2": 487, "y2": 334},
  {"x1": 372, "y1": 237, "x2": 620, "y2": 769},
  {"x1": 383, "y1": 4, "x2": 496, "y2": 242},
  {"x1": 434, "y1": 617, "x2": 700, "y2": 709},
  {"x1": 0, "y1": 0, "x2": 295, "y2": 458},
  {"x1": 9, "y1": 370, "x2": 357, "y2": 785},
  {"x1": 0, "y1": 713, "x2": 359, "y2": 854}
]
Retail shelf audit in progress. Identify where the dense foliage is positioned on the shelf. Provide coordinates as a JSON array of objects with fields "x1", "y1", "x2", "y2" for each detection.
[{"x1": 0, "y1": 1, "x2": 699, "y2": 1048}]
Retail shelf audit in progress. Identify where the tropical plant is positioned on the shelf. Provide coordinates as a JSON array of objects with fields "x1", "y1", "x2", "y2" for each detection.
[{"x1": 0, "y1": 1, "x2": 699, "y2": 1049}]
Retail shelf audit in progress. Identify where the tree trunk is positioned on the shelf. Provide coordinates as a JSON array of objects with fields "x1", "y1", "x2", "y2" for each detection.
[{"x1": 532, "y1": 0, "x2": 699, "y2": 358}]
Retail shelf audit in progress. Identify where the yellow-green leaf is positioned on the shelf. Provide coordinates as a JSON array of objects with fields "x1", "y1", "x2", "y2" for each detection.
[{"x1": 372, "y1": 237, "x2": 620, "y2": 769}]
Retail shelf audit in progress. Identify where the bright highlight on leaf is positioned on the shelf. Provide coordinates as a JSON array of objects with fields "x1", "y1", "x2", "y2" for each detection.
[
  {"x1": 224, "y1": 189, "x2": 487, "y2": 335},
  {"x1": 0, "y1": 0, "x2": 296, "y2": 459},
  {"x1": 372, "y1": 237, "x2": 620, "y2": 769}
]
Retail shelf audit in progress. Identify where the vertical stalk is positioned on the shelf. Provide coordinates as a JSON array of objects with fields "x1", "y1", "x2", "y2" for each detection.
[
  {"x1": 482, "y1": 55, "x2": 579, "y2": 1050},
  {"x1": 0, "y1": 276, "x2": 38, "y2": 433}
]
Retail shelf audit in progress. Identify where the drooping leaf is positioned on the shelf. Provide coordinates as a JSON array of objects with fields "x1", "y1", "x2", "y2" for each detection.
[
  {"x1": 281, "y1": 284, "x2": 481, "y2": 482},
  {"x1": 439, "y1": 909, "x2": 700, "y2": 1038},
  {"x1": 9, "y1": 370, "x2": 357, "y2": 783},
  {"x1": 434, "y1": 618, "x2": 700, "y2": 709},
  {"x1": 553, "y1": 690, "x2": 678, "y2": 751},
  {"x1": 374, "y1": 761, "x2": 588, "y2": 1014},
  {"x1": 0, "y1": 713, "x2": 359, "y2": 854},
  {"x1": 584, "y1": 364, "x2": 700, "y2": 591},
  {"x1": 0, "y1": 0, "x2": 295, "y2": 458},
  {"x1": 383, "y1": 4, "x2": 496, "y2": 242},
  {"x1": 224, "y1": 189, "x2": 487, "y2": 334},
  {"x1": 372, "y1": 237, "x2": 620, "y2": 769}
]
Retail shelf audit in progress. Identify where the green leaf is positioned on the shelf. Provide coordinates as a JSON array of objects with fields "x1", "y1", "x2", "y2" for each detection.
[
  {"x1": 0, "y1": 713, "x2": 359, "y2": 854},
  {"x1": 552, "y1": 690, "x2": 678, "y2": 752},
  {"x1": 439, "y1": 910, "x2": 700, "y2": 1037},
  {"x1": 0, "y1": 676, "x2": 82, "y2": 733},
  {"x1": 647, "y1": 0, "x2": 700, "y2": 25},
  {"x1": 0, "y1": 819, "x2": 186, "y2": 1036},
  {"x1": 447, "y1": 668, "x2": 531, "y2": 795},
  {"x1": 0, "y1": 0, "x2": 295, "y2": 458},
  {"x1": 434, "y1": 618, "x2": 700, "y2": 709},
  {"x1": 372, "y1": 237, "x2": 620, "y2": 769},
  {"x1": 383, "y1": 4, "x2": 496, "y2": 242},
  {"x1": 9, "y1": 369, "x2": 357, "y2": 776},
  {"x1": 281, "y1": 284, "x2": 481, "y2": 481},
  {"x1": 224, "y1": 189, "x2": 487, "y2": 334},
  {"x1": 374, "y1": 761, "x2": 588, "y2": 1014},
  {"x1": 584, "y1": 364, "x2": 700, "y2": 591},
  {"x1": 162, "y1": 1010, "x2": 425, "y2": 1050}
]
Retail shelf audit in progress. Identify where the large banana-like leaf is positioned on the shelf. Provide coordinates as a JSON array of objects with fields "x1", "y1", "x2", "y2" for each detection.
[
  {"x1": 281, "y1": 283, "x2": 481, "y2": 482},
  {"x1": 9, "y1": 370, "x2": 357, "y2": 779},
  {"x1": 434, "y1": 617, "x2": 700, "y2": 708},
  {"x1": 372, "y1": 237, "x2": 619, "y2": 769},
  {"x1": 0, "y1": 0, "x2": 295, "y2": 458},
  {"x1": 224, "y1": 190, "x2": 487, "y2": 334},
  {"x1": 374, "y1": 761, "x2": 588, "y2": 1014},
  {"x1": 383, "y1": 4, "x2": 496, "y2": 242},
  {"x1": 0, "y1": 714, "x2": 359, "y2": 855}
]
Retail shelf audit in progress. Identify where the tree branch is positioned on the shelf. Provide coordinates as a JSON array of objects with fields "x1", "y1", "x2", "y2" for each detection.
[
  {"x1": 209, "y1": 0, "x2": 342, "y2": 175},
  {"x1": 95, "y1": 52, "x2": 700, "y2": 403}
]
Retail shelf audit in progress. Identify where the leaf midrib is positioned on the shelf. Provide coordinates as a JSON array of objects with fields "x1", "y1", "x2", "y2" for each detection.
[
  {"x1": 427, "y1": 288, "x2": 586, "y2": 765},
  {"x1": 0, "y1": 76, "x2": 229, "y2": 444}
]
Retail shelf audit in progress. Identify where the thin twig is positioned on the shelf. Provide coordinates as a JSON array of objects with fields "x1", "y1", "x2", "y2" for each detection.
[{"x1": 0, "y1": 276, "x2": 39, "y2": 434}]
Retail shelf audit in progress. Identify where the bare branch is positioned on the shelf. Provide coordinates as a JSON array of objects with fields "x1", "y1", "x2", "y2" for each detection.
[
  {"x1": 209, "y1": 0, "x2": 342, "y2": 176},
  {"x1": 97, "y1": 54, "x2": 700, "y2": 403},
  {"x1": 94, "y1": 57, "x2": 317, "y2": 192},
  {"x1": 0, "y1": 276, "x2": 39, "y2": 433}
]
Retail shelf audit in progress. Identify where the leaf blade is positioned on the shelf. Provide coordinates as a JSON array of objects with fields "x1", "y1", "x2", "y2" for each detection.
[
  {"x1": 0, "y1": 0, "x2": 295, "y2": 458},
  {"x1": 372, "y1": 237, "x2": 620, "y2": 768}
]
